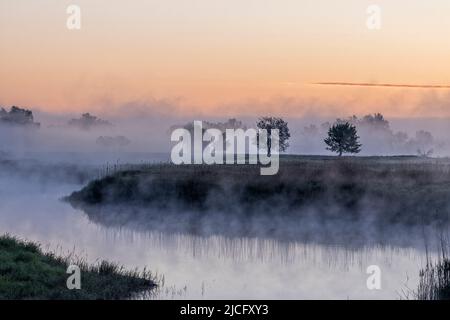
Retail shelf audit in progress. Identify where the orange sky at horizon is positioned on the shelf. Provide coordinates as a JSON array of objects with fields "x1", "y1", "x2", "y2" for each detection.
[{"x1": 1, "y1": 0, "x2": 450, "y2": 118}]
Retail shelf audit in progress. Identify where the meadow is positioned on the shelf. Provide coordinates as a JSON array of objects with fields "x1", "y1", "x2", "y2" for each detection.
[{"x1": 67, "y1": 155, "x2": 450, "y2": 226}]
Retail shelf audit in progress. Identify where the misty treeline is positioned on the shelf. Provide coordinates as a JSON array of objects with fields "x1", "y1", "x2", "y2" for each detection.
[
  {"x1": 301, "y1": 113, "x2": 435, "y2": 156},
  {"x1": 170, "y1": 117, "x2": 290, "y2": 157},
  {"x1": 0, "y1": 104, "x2": 439, "y2": 157},
  {"x1": 0, "y1": 106, "x2": 112, "y2": 131},
  {"x1": 170, "y1": 113, "x2": 436, "y2": 156},
  {"x1": 170, "y1": 118, "x2": 247, "y2": 133},
  {"x1": 0, "y1": 106, "x2": 40, "y2": 128},
  {"x1": 68, "y1": 113, "x2": 112, "y2": 130},
  {"x1": 0, "y1": 106, "x2": 134, "y2": 151}
]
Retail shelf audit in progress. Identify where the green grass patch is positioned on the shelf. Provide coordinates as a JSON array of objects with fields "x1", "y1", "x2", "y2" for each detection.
[{"x1": 0, "y1": 234, "x2": 155, "y2": 300}]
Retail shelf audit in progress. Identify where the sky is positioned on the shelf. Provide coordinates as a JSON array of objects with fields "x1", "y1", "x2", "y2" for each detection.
[{"x1": 1, "y1": 0, "x2": 450, "y2": 118}]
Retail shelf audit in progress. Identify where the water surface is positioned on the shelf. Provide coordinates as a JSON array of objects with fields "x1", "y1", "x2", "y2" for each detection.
[{"x1": 0, "y1": 158, "x2": 440, "y2": 299}]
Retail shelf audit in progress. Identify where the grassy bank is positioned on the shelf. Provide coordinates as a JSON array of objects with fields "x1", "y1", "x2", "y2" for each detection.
[
  {"x1": 67, "y1": 156, "x2": 450, "y2": 226},
  {"x1": 417, "y1": 259, "x2": 450, "y2": 300},
  {"x1": 0, "y1": 235, "x2": 155, "y2": 299}
]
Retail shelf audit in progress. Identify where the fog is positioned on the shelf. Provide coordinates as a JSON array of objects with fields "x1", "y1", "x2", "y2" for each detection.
[
  {"x1": 2, "y1": 105, "x2": 449, "y2": 246},
  {"x1": 1, "y1": 104, "x2": 450, "y2": 299},
  {"x1": 0, "y1": 157, "x2": 441, "y2": 299},
  {"x1": 2, "y1": 105, "x2": 450, "y2": 162}
]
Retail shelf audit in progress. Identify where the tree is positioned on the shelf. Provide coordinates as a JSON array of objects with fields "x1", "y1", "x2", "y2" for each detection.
[
  {"x1": 0, "y1": 106, "x2": 40, "y2": 127},
  {"x1": 360, "y1": 113, "x2": 389, "y2": 131},
  {"x1": 256, "y1": 117, "x2": 290, "y2": 156},
  {"x1": 414, "y1": 130, "x2": 434, "y2": 157},
  {"x1": 68, "y1": 113, "x2": 111, "y2": 130},
  {"x1": 324, "y1": 122, "x2": 361, "y2": 156}
]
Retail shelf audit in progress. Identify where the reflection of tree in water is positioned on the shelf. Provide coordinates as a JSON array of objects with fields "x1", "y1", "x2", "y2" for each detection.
[{"x1": 72, "y1": 202, "x2": 447, "y2": 251}]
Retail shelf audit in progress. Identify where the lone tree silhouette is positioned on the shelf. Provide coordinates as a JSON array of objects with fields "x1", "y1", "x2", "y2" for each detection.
[
  {"x1": 256, "y1": 117, "x2": 290, "y2": 156},
  {"x1": 324, "y1": 122, "x2": 361, "y2": 156}
]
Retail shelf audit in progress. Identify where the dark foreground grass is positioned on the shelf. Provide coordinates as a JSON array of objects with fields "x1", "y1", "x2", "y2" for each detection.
[
  {"x1": 0, "y1": 234, "x2": 156, "y2": 300},
  {"x1": 417, "y1": 259, "x2": 450, "y2": 300}
]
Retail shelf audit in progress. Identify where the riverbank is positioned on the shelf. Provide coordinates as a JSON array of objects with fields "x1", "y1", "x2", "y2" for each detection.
[
  {"x1": 67, "y1": 156, "x2": 450, "y2": 226},
  {"x1": 0, "y1": 234, "x2": 155, "y2": 299}
]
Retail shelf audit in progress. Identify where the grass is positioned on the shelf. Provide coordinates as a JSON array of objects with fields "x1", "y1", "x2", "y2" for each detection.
[
  {"x1": 417, "y1": 237, "x2": 450, "y2": 300},
  {"x1": 67, "y1": 155, "x2": 450, "y2": 226},
  {"x1": 0, "y1": 234, "x2": 156, "y2": 300},
  {"x1": 417, "y1": 259, "x2": 450, "y2": 300}
]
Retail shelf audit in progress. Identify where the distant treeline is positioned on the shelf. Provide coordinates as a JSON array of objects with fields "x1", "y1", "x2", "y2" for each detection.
[
  {"x1": 0, "y1": 106, "x2": 40, "y2": 127},
  {"x1": 300, "y1": 113, "x2": 435, "y2": 156}
]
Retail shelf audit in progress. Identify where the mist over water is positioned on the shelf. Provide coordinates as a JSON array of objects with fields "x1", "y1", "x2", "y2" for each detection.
[
  {"x1": 3, "y1": 0, "x2": 450, "y2": 300},
  {"x1": 1, "y1": 108, "x2": 450, "y2": 299},
  {"x1": 0, "y1": 173, "x2": 433, "y2": 299},
  {"x1": 0, "y1": 153, "x2": 445, "y2": 299}
]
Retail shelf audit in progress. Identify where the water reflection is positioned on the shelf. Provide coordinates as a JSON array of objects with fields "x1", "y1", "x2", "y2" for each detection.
[
  {"x1": 75, "y1": 203, "x2": 446, "y2": 250},
  {"x1": 0, "y1": 173, "x2": 444, "y2": 299},
  {"x1": 74, "y1": 224, "x2": 433, "y2": 299}
]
